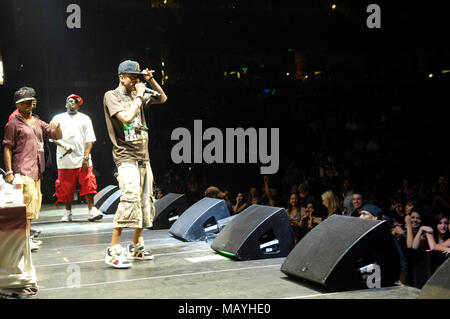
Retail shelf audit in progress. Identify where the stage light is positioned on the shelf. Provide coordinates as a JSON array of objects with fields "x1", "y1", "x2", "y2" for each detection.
[
  {"x1": 428, "y1": 73, "x2": 433, "y2": 78},
  {"x1": 305, "y1": 75, "x2": 308, "y2": 79},
  {"x1": 314, "y1": 71, "x2": 321, "y2": 75},
  {"x1": 286, "y1": 72, "x2": 290, "y2": 76},
  {"x1": 441, "y1": 70, "x2": 450, "y2": 74},
  {"x1": 332, "y1": 4, "x2": 336, "y2": 10}
]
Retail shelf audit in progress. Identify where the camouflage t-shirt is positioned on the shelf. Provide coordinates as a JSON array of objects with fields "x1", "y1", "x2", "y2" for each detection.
[{"x1": 103, "y1": 86, "x2": 152, "y2": 165}]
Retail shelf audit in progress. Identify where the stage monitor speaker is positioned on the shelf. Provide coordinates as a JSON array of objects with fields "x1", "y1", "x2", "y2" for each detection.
[
  {"x1": 152, "y1": 193, "x2": 190, "y2": 229},
  {"x1": 211, "y1": 205, "x2": 295, "y2": 260},
  {"x1": 280, "y1": 215, "x2": 401, "y2": 292},
  {"x1": 418, "y1": 257, "x2": 450, "y2": 299},
  {"x1": 169, "y1": 197, "x2": 230, "y2": 241},
  {"x1": 94, "y1": 185, "x2": 119, "y2": 209},
  {"x1": 98, "y1": 189, "x2": 121, "y2": 215}
]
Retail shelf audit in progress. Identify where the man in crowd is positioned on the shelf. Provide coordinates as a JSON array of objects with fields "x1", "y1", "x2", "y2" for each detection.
[
  {"x1": 51, "y1": 94, "x2": 103, "y2": 222},
  {"x1": 103, "y1": 60, "x2": 167, "y2": 268}
]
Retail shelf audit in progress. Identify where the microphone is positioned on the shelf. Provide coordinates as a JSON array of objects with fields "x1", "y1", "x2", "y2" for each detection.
[
  {"x1": 145, "y1": 87, "x2": 161, "y2": 97},
  {"x1": 59, "y1": 149, "x2": 71, "y2": 159}
]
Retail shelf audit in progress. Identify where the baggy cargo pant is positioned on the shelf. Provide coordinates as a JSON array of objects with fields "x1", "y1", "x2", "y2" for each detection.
[{"x1": 113, "y1": 161, "x2": 155, "y2": 229}]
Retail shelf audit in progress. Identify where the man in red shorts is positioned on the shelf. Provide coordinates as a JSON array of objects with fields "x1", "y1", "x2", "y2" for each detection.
[{"x1": 51, "y1": 94, "x2": 103, "y2": 222}]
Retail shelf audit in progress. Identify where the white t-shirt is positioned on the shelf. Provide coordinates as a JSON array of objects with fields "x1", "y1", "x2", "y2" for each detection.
[{"x1": 51, "y1": 112, "x2": 96, "y2": 169}]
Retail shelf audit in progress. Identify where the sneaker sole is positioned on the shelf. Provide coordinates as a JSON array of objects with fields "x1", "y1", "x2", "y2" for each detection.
[
  {"x1": 88, "y1": 214, "x2": 103, "y2": 222},
  {"x1": 127, "y1": 256, "x2": 154, "y2": 260},
  {"x1": 105, "y1": 260, "x2": 132, "y2": 269}
]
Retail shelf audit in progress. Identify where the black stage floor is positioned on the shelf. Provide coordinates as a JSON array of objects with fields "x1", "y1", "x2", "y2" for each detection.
[{"x1": 28, "y1": 204, "x2": 422, "y2": 300}]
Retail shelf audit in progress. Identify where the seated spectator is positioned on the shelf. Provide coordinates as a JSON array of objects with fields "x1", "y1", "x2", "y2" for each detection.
[
  {"x1": 286, "y1": 192, "x2": 303, "y2": 242},
  {"x1": 422, "y1": 213, "x2": 449, "y2": 251},
  {"x1": 404, "y1": 199, "x2": 418, "y2": 216},
  {"x1": 262, "y1": 176, "x2": 282, "y2": 207},
  {"x1": 321, "y1": 190, "x2": 341, "y2": 218},
  {"x1": 397, "y1": 178, "x2": 415, "y2": 200},
  {"x1": 298, "y1": 183, "x2": 315, "y2": 208},
  {"x1": 297, "y1": 200, "x2": 322, "y2": 240},
  {"x1": 343, "y1": 190, "x2": 364, "y2": 217},
  {"x1": 204, "y1": 185, "x2": 233, "y2": 214},
  {"x1": 359, "y1": 204, "x2": 384, "y2": 220},
  {"x1": 390, "y1": 195, "x2": 406, "y2": 240},
  {"x1": 360, "y1": 204, "x2": 408, "y2": 285},
  {"x1": 154, "y1": 188, "x2": 164, "y2": 200},
  {"x1": 247, "y1": 187, "x2": 262, "y2": 205},
  {"x1": 339, "y1": 179, "x2": 354, "y2": 216},
  {"x1": 432, "y1": 178, "x2": 450, "y2": 214},
  {"x1": 406, "y1": 210, "x2": 428, "y2": 250},
  {"x1": 232, "y1": 192, "x2": 248, "y2": 215}
]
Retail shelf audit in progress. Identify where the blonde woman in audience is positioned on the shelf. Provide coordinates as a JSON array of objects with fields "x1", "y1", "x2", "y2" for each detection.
[{"x1": 321, "y1": 190, "x2": 341, "y2": 218}]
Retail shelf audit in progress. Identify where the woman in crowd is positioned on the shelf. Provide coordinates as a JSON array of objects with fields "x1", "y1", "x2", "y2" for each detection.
[
  {"x1": 233, "y1": 192, "x2": 249, "y2": 215},
  {"x1": 297, "y1": 200, "x2": 322, "y2": 240},
  {"x1": 247, "y1": 187, "x2": 262, "y2": 205},
  {"x1": 286, "y1": 192, "x2": 302, "y2": 242},
  {"x1": 321, "y1": 190, "x2": 341, "y2": 218},
  {"x1": 406, "y1": 210, "x2": 428, "y2": 249},
  {"x1": 404, "y1": 199, "x2": 418, "y2": 216},
  {"x1": 419, "y1": 213, "x2": 449, "y2": 251}
]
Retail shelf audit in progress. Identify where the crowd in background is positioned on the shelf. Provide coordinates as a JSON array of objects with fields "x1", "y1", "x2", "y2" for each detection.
[{"x1": 155, "y1": 146, "x2": 450, "y2": 289}]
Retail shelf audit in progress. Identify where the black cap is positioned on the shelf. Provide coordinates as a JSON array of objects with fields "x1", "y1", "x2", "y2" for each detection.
[
  {"x1": 14, "y1": 87, "x2": 36, "y2": 104},
  {"x1": 361, "y1": 204, "x2": 383, "y2": 218},
  {"x1": 118, "y1": 60, "x2": 145, "y2": 75}
]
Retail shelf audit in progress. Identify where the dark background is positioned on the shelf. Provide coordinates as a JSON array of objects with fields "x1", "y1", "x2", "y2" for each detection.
[{"x1": 0, "y1": 0, "x2": 449, "y2": 208}]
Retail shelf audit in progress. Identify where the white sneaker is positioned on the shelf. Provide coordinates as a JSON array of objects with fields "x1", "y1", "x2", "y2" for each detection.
[
  {"x1": 127, "y1": 243, "x2": 154, "y2": 260},
  {"x1": 105, "y1": 245, "x2": 132, "y2": 269},
  {"x1": 61, "y1": 211, "x2": 73, "y2": 222},
  {"x1": 30, "y1": 239, "x2": 40, "y2": 252},
  {"x1": 88, "y1": 207, "x2": 103, "y2": 222},
  {"x1": 32, "y1": 238, "x2": 43, "y2": 246}
]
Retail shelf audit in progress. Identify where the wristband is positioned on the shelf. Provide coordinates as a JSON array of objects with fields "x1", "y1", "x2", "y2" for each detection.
[{"x1": 5, "y1": 170, "x2": 13, "y2": 176}]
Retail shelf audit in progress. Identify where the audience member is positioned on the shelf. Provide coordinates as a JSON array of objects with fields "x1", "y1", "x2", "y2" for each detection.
[
  {"x1": 247, "y1": 187, "x2": 262, "y2": 205},
  {"x1": 204, "y1": 185, "x2": 233, "y2": 214},
  {"x1": 233, "y1": 192, "x2": 248, "y2": 215},
  {"x1": 321, "y1": 190, "x2": 341, "y2": 218},
  {"x1": 404, "y1": 199, "x2": 418, "y2": 216},
  {"x1": 343, "y1": 190, "x2": 363, "y2": 217},
  {"x1": 406, "y1": 210, "x2": 428, "y2": 250},
  {"x1": 285, "y1": 192, "x2": 302, "y2": 241},
  {"x1": 339, "y1": 179, "x2": 354, "y2": 216},
  {"x1": 431, "y1": 176, "x2": 450, "y2": 214},
  {"x1": 297, "y1": 200, "x2": 322, "y2": 240},
  {"x1": 423, "y1": 213, "x2": 449, "y2": 251},
  {"x1": 298, "y1": 183, "x2": 315, "y2": 208},
  {"x1": 397, "y1": 178, "x2": 415, "y2": 200}
]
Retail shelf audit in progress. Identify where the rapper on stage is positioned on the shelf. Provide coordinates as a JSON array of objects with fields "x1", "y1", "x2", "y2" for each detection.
[{"x1": 103, "y1": 60, "x2": 167, "y2": 268}]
